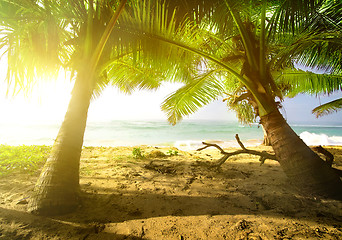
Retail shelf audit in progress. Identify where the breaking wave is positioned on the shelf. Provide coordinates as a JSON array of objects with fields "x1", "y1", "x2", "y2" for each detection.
[
  {"x1": 299, "y1": 131, "x2": 342, "y2": 146},
  {"x1": 174, "y1": 139, "x2": 263, "y2": 151}
]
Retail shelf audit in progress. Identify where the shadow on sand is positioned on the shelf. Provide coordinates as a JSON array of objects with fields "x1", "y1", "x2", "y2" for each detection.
[{"x1": 1, "y1": 156, "x2": 341, "y2": 239}]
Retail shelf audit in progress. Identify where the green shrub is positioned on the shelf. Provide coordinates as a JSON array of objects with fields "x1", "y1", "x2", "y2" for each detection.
[
  {"x1": 132, "y1": 147, "x2": 144, "y2": 159},
  {"x1": 167, "y1": 149, "x2": 179, "y2": 156}
]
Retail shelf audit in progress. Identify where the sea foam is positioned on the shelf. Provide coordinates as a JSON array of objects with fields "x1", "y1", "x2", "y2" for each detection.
[
  {"x1": 174, "y1": 139, "x2": 263, "y2": 151},
  {"x1": 299, "y1": 131, "x2": 342, "y2": 146}
]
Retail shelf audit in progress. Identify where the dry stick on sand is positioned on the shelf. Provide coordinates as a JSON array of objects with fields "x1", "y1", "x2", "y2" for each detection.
[
  {"x1": 197, "y1": 134, "x2": 277, "y2": 168},
  {"x1": 198, "y1": 134, "x2": 342, "y2": 177}
]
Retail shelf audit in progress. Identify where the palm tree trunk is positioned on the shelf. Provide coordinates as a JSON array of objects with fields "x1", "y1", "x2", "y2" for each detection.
[
  {"x1": 260, "y1": 109, "x2": 342, "y2": 200},
  {"x1": 28, "y1": 74, "x2": 92, "y2": 216},
  {"x1": 262, "y1": 125, "x2": 271, "y2": 146}
]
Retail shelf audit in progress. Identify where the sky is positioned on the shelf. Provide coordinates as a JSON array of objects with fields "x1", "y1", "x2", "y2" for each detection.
[
  {"x1": 281, "y1": 92, "x2": 342, "y2": 125},
  {"x1": 0, "y1": 75, "x2": 341, "y2": 126}
]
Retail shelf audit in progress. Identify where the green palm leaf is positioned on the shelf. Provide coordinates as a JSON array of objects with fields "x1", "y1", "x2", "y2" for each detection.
[
  {"x1": 105, "y1": 59, "x2": 163, "y2": 94},
  {"x1": 312, "y1": 98, "x2": 342, "y2": 117},
  {"x1": 225, "y1": 91, "x2": 257, "y2": 125},
  {"x1": 115, "y1": 0, "x2": 205, "y2": 82},
  {"x1": 267, "y1": 0, "x2": 324, "y2": 39},
  {"x1": 276, "y1": 31, "x2": 342, "y2": 74},
  {"x1": 275, "y1": 1, "x2": 342, "y2": 73},
  {"x1": 275, "y1": 69, "x2": 342, "y2": 97},
  {"x1": 0, "y1": 0, "x2": 63, "y2": 92},
  {"x1": 161, "y1": 70, "x2": 225, "y2": 125}
]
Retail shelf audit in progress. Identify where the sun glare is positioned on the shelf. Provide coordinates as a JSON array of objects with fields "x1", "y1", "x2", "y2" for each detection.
[{"x1": 0, "y1": 71, "x2": 74, "y2": 125}]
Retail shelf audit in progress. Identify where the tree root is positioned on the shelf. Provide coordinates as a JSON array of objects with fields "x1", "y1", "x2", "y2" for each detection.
[
  {"x1": 311, "y1": 145, "x2": 334, "y2": 167},
  {"x1": 197, "y1": 134, "x2": 342, "y2": 177},
  {"x1": 311, "y1": 145, "x2": 342, "y2": 177},
  {"x1": 197, "y1": 134, "x2": 277, "y2": 169}
]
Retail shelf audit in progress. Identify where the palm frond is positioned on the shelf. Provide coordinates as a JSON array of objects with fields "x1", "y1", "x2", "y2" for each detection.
[
  {"x1": 312, "y1": 98, "x2": 342, "y2": 117},
  {"x1": 275, "y1": 69, "x2": 342, "y2": 97},
  {"x1": 0, "y1": 0, "x2": 70, "y2": 94},
  {"x1": 267, "y1": 0, "x2": 324, "y2": 40},
  {"x1": 117, "y1": 8, "x2": 251, "y2": 90},
  {"x1": 161, "y1": 70, "x2": 225, "y2": 125},
  {"x1": 224, "y1": 91, "x2": 257, "y2": 125},
  {"x1": 274, "y1": 1, "x2": 342, "y2": 74},
  {"x1": 276, "y1": 31, "x2": 342, "y2": 74},
  {"x1": 114, "y1": 0, "x2": 205, "y2": 82},
  {"x1": 105, "y1": 59, "x2": 163, "y2": 94},
  {"x1": 305, "y1": 0, "x2": 342, "y2": 33}
]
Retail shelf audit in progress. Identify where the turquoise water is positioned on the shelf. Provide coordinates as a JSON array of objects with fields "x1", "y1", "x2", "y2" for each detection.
[
  {"x1": 83, "y1": 120, "x2": 264, "y2": 148},
  {"x1": 0, "y1": 120, "x2": 341, "y2": 148}
]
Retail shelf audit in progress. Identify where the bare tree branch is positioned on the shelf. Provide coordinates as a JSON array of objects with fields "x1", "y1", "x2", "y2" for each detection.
[
  {"x1": 197, "y1": 135, "x2": 342, "y2": 177},
  {"x1": 197, "y1": 134, "x2": 277, "y2": 168}
]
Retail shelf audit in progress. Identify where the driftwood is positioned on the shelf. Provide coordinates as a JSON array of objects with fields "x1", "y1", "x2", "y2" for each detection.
[
  {"x1": 197, "y1": 134, "x2": 342, "y2": 177},
  {"x1": 197, "y1": 134, "x2": 277, "y2": 168}
]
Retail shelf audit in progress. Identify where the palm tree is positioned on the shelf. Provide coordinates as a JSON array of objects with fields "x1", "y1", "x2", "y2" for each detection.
[
  {"x1": 121, "y1": 0, "x2": 342, "y2": 198},
  {"x1": 222, "y1": 0, "x2": 342, "y2": 141},
  {"x1": 0, "y1": 0, "x2": 131, "y2": 215},
  {"x1": 0, "y1": 0, "x2": 179, "y2": 215},
  {"x1": 0, "y1": 0, "x2": 202, "y2": 216}
]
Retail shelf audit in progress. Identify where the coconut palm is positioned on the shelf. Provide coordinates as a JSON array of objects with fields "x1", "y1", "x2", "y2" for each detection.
[
  {"x1": 0, "y1": 0, "x2": 131, "y2": 215},
  {"x1": 0, "y1": 0, "x2": 181, "y2": 215},
  {"x1": 121, "y1": 0, "x2": 342, "y2": 198},
  {"x1": 222, "y1": 0, "x2": 342, "y2": 139},
  {"x1": 0, "y1": 0, "x2": 202, "y2": 215}
]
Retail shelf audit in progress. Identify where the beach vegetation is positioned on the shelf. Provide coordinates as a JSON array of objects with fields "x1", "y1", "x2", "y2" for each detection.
[
  {"x1": 273, "y1": 0, "x2": 342, "y2": 118},
  {"x1": 312, "y1": 98, "x2": 342, "y2": 118},
  {"x1": 132, "y1": 147, "x2": 145, "y2": 159},
  {"x1": 0, "y1": 145, "x2": 50, "y2": 176},
  {"x1": 167, "y1": 149, "x2": 179, "y2": 156}
]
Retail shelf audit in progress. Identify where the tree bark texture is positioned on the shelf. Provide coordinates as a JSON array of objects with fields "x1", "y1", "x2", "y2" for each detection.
[
  {"x1": 28, "y1": 75, "x2": 92, "y2": 215},
  {"x1": 262, "y1": 125, "x2": 271, "y2": 146},
  {"x1": 260, "y1": 109, "x2": 342, "y2": 200}
]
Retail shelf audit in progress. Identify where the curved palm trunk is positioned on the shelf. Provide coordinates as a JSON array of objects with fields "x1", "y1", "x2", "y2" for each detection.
[
  {"x1": 28, "y1": 74, "x2": 92, "y2": 216},
  {"x1": 260, "y1": 109, "x2": 342, "y2": 199},
  {"x1": 26, "y1": 0, "x2": 126, "y2": 216}
]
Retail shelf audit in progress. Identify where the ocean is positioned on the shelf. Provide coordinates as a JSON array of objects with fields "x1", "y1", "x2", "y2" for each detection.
[{"x1": 0, "y1": 120, "x2": 342, "y2": 150}]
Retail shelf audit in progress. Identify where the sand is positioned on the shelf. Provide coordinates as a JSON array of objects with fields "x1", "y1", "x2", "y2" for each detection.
[{"x1": 0, "y1": 145, "x2": 342, "y2": 239}]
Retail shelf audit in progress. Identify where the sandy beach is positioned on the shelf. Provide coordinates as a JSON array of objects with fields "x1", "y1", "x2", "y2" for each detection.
[{"x1": 0, "y1": 144, "x2": 342, "y2": 239}]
